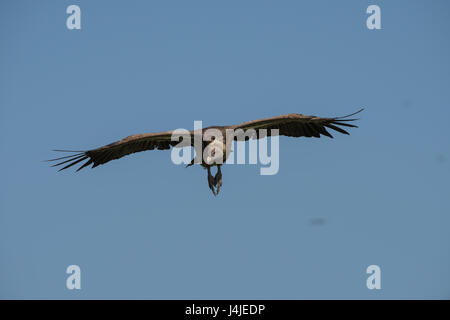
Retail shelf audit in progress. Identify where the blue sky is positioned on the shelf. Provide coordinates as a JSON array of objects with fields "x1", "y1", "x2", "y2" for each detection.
[{"x1": 1, "y1": 0, "x2": 449, "y2": 299}]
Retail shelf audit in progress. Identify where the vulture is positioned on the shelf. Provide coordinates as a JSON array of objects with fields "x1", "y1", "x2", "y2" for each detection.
[{"x1": 48, "y1": 109, "x2": 363, "y2": 196}]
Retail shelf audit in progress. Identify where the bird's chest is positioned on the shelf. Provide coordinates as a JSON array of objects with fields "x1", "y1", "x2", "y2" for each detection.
[{"x1": 202, "y1": 139, "x2": 227, "y2": 166}]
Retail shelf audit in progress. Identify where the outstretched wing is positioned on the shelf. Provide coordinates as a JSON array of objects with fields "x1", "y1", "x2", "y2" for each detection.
[
  {"x1": 47, "y1": 130, "x2": 195, "y2": 172},
  {"x1": 230, "y1": 109, "x2": 363, "y2": 140},
  {"x1": 48, "y1": 109, "x2": 362, "y2": 172}
]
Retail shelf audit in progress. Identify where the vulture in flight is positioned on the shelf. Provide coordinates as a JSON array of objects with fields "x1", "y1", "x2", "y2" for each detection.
[{"x1": 48, "y1": 109, "x2": 363, "y2": 196}]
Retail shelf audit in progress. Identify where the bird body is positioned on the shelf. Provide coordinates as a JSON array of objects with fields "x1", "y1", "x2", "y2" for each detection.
[{"x1": 48, "y1": 109, "x2": 363, "y2": 195}]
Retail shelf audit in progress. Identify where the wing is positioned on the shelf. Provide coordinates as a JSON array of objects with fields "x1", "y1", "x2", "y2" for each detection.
[
  {"x1": 48, "y1": 109, "x2": 362, "y2": 172},
  {"x1": 47, "y1": 130, "x2": 195, "y2": 172},
  {"x1": 230, "y1": 109, "x2": 363, "y2": 140}
]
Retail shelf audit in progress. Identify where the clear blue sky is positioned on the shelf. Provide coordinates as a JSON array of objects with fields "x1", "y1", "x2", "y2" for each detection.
[{"x1": 1, "y1": 0, "x2": 449, "y2": 299}]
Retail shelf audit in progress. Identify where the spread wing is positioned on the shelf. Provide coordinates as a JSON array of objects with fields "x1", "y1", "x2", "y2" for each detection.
[
  {"x1": 47, "y1": 130, "x2": 196, "y2": 172},
  {"x1": 48, "y1": 109, "x2": 362, "y2": 172},
  {"x1": 230, "y1": 109, "x2": 363, "y2": 140}
]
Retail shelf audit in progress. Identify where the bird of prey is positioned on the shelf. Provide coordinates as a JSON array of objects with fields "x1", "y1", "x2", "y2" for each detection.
[{"x1": 48, "y1": 109, "x2": 363, "y2": 196}]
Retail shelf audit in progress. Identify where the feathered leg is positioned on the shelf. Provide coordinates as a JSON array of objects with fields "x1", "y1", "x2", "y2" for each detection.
[
  {"x1": 207, "y1": 167, "x2": 217, "y2": 196},
  {"x1": 214, "y1": 165, "x2": 223, "y2": 195}
]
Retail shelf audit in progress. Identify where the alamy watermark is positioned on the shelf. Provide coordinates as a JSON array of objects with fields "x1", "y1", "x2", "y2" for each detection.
[
  {"x1": 366, "y1": 265, "x2": 381, "y2": 290},
  {"x1": 170, "y1": 121, "x2": 280, "y2": 175},
  {"x1": 66, "y1": 265, "x2": 81, "y2": 290},
  {"x1": 366, "y1": 5, "x2": 381, "y2": 30}
]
